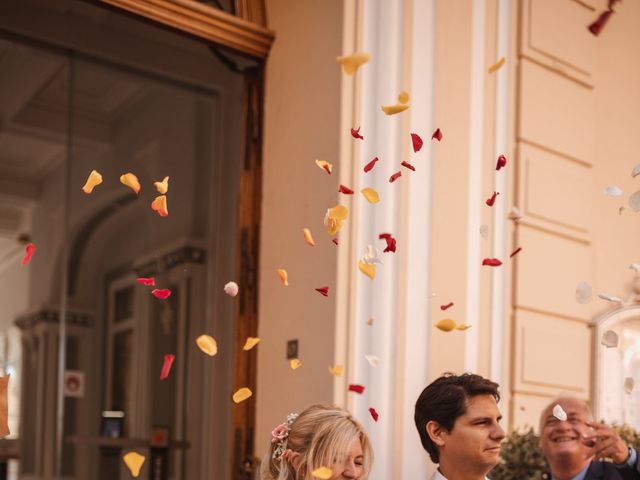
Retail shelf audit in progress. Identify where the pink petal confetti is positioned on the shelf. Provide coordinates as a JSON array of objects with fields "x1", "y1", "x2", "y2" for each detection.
[
  {"x1": 351, "y1": 127, "x2": 364, "y2": 140},
  {"x1": 364, "y1": 157, "x2": 379, "y2": 173},
  {"x1": 348, "y1": 384, "x2": 365, "y2": 394},
  {"x1": 509, "y1": 247, "x2": 522, "y2": 258},
  {"x1": 332, "y1": 238, "x2": 339, "y2": 245},
  {"x1": 440, "y1": 302, "x2": 454, "y2": 311},
  {"x1": 136, "y1": 277, "x2": 155, "y2": 286},
  {"x1": 486, "y1": 191, "x2": 499, "y2": 207},
  {"x1": 401, "y1": 161, "x2": 415, "y2": 172},
  {"x1": 379, "y1": 233, "x2": 397, "y2": 253},
  {"x1": 389, "y1": 171, "x2": 402, "y2": 183},
  {"x1": 496, "y1": 155, "x2": 507, "y2": 171},
  {"x1": 369, "y1": 407, "x2": 379, "y2": 422},
  {"x1": 410, "y1": 133, "x2": 423, "y2": 153},
  {"x1": 315, "y1": 286, "x2": 329, "y2": 297},
  {"x1": 21, "y1": 243, "x2": 35, "y2": 266},
  {"x1": 482, "y1": 258, "x2": 502, "y2": 267},
  {"x1": 431, "y1": 128, "x2": 442, "y2": 141},
  {"x1": 338, "y1": 184, "x2": 355, "y2": 195},
  {"x1": 151, "y1": 289, "x2": 172, "y2": 299},
  {"x1": 160, "y1": 354, "x2": 175, "y2": 380}
]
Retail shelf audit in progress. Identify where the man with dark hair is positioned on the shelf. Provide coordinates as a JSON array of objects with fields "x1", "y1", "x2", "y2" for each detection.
[
  {"x1": 414, "y1": 372, "x2": 505, "y2": 480},
  {"x1": 539, "y1": 396, "x2": 640, "y2": 479}
]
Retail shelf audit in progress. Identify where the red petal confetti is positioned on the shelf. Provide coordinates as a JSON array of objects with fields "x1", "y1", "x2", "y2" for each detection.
[
  {"x1": 332, "y1": 238, "x2": 339, "y2": 245},
  {"x1": 588, "y1": 9, "x2": 613, "y2": 36},
  {"x1": 351, "y1": 127, "x2": 364, "y2": 140},
  {"x1": 509, "y1": 247, "x2": 522, "y2": 258},
  {"x1": 440, "y1": 302, "x2": 454, "y2": 311},
  {"x1": 410, "y1": 133, "x2": 423, "y2": 153},
  {"x1": 496, "y1": 154, "x2": 507, "y2": 171},
  {"x1": 482, "y1": 258, "x2": 503, "y2": 267},
  {"x1": 485, "y1": 191, "x2": 499, "y2": 207},
  {"x1": 379, "y1": 233, "x2": 397, "y2": 253},
  {"x1": 401, "y1": 161, "x2": 415, "y2": 172},
  {"x1": 389, "y1": 171, "x2": 402, "y2": 183},
  {"x1": 431, "y1": 128, "x2": 442, "y2": 141},
  {"x1": 364, "y1": 157, "x2": 379, "y2": 173},
  {"x1": 315, "y1": 286, "x2": 330, "y2": 297},
  {"x1": 348, "y1": 384, "x2": 365, "y2": 394},
  {"x1": 21, "y1": 243, "x2": 35, "y2": 266},
  {"x1": 136, "y1": 277, "x2": 155, "y2": 286},
  {"x1": 152, "y1": 288, "x2": 172, "y2": 299},
  {"x1": 338, "y1": 184, "x2": 355, "y2": 195},
  {"x1": 160, "y1": 353, "x2": 175, "y2": 380},
  {"x1": 369, "y1": 407, "x2": 379, "y2": 422}
]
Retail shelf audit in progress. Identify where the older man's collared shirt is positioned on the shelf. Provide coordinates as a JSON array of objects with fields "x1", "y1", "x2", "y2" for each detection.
[
  {"x1": 430, "y1": 468, "x2": 489, "y2": 480},
  {"x1": 550, "y1": 448, "x2": 638, "y2": 480}
]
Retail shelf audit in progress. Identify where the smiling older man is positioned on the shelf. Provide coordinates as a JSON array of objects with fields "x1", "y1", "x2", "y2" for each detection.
[{"x1": 539, "y1": 397, "x2": 640, "y2": 480}]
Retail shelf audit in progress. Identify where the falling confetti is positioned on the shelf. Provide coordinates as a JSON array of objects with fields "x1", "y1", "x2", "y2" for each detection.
[
  {"x1": 328, "y1": 365, "x2": 344, "y2": 377},
  {"x1": 348, "y1": 384, "x2": 365, "y2": 394},
  {"x1": 601, "y1": 330, "x2": 619, "y2": 348},
  {"x1": 576, "y1": 281, "x2": 593, "y2": 304},
  {"x1": 151, "y1": 289, "x2": 171, "y2": 299},
  {"x1": 224, "y1": 281, "x2": 239, "y2": 297},
  {"x1": 361, "y1": 187, "x2": 380, "y2": 204},
  {"x1": 154, "y1": 176, "x2": 169, "y2": 194},
  {"x1": 379, "y1": 233, "x2": 396, "y2": 253},
  {"x1": 486, "y1": 191, "x2": 499, "y2": 207},
  {"x1": 242, "y1": 337, "x2": 260, "y2": 351},
  {"x1": 496, "y1": 154, "x2": 507, "y2": 171},
  {"x1": 332, "y1": 238, "x2": 339, "y2": 245},
  {"x1": 431, "y1": 128, "x2": 442, "y2": 141},
  {"x1": 630, "y1": 263, "x2": 640, "y2": 273},
  {"x1": 315, "y1": 159, "x2": 333, "y2": 175},
  {"x1": 588, "y1": 9, "x2": 613, "y2": 36},
  {"x1": 632, "y1": 164, "x2": 640, "y2": 178},
  {"x1": 361, "y1": 245, "x2": 383, "y2": 265},
  {"x1": 336, "y1": 52, "x2": 370, "y2": 75},
  {"x1": 381, "y1": 104, "x2": 410, "y2": 116},
  {"x1": 151, "y1": 195, "x2": 169, "y2": 217},
  {"x1": 369, "y1": 407, "x2": 379, "y2": 422},
  {"x1": 303, "y1": 228, "x2": 316, "y2": 246},
  {"x1": 598, "y1": 293, "x2": 622, "y2": 303},
  {"x1": 364, "y1": 355, "x2": 379, "y2": 368},
  {"x1": 435, "y1": 319, "x2": 457, "y2": 332},
  {"x1": 366, "y1": 316, "x2": 375, "y2": 326},
  {"x1": 604, "y1": 186, "x2": 623, "y2": 197},
  {"x1": 456, "y1": 324, "x2": 472, "y2": 331},
  {"x1": 482, "y1": 258, "x2": 502, "y2": 267},
  {"x1": 480, "y1": 224, "x2": 489, "y2": 239},
  {"x1": 315, "y1": 286, "x2": 330, "y2": 297},
  {"x1": 624, "y1": 377, "x2": 635, "y2": 394},
  {"x1": 123, "y1": 451, "x2": 146, "y2": 478},
  {"x1": 629, "y1": 191, "x2": 640, "y2": 212},
  {"x1": 401, "y1": 161, "x2": 415, "y2": 171},
  {"x1": 277, "y1": 269, "x2": 289, "y2": 286},
  {"x1": 510, "y1": 247, "x2": 522, "y2": 258},
  {"x1": 120, "y1": 173, "x2": 141, "y2": 194},
  {"x1": 552, "y1": 404, "x2": 567, "y2": 421},
  {"x1": 364, "y1": 157, "x2": 379, "y2": 173},
  {"x1": 410, "y1": 133, "x2": 423, "y2": 153},
  {"x1": 440, "y1": 302, "x2": 454, "y2": 311},
  {"x1": 196, "y1": 335, "x2": 218, "y2": 356},
  {"x1": 232, "y1": 387, "x2": 253, "y2": 403},
  {"x1": 398, "y1": 91, "x2": 410, "y2": 104},
  {"x1": 324, "y1": 205, "x2": 349, "y2": 235},
  {"x1": 351, "y1": 127, "x2": 364, "y2": 140},
  {"x1": 81, "y1": 170, "x2": 103, "y2": 194},
  {"x1": 290, "y1": 359, "x2": 302, "y2": 370},
  {"x1": 338, "y1": 184, "x2": 355, "y2": 195},
  {"x1": 488, "y1": 57, "x2": 506, "y2": 74},
  {"x1": 21, "y1": 243, "x2": 35, "y2": 266},
  {"x1": 136, "y1": 277, "x2": 155, "y2": 286},
  {"x1": 160, "y1": 354, "x2": 175, "y2": 380},
  {"x1": 311, "y1": 467, "x2": 333, "y2": 479}
]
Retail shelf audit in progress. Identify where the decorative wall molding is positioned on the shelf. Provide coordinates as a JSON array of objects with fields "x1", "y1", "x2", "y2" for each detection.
[
  {"x1": 135, "y1": 245, "x2": 206, "y2": 277},
  {"x1": 15, "y1": 309, "x2": 93, "y2": 330}
]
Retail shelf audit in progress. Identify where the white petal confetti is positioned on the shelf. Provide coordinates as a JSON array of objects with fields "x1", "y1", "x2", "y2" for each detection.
[
  {"x1": 508, "y1": 206, "x2": 523, "y2": 221},
  {"x1": 552, "y1": 404, "x2": 567, "y2": 421},
  {"x1": 364, "y1": 355, "x2": 379, "y2": 368},
  {"x1": 632, "y1": 164, "x2": 640, "y2": 178},
  {"x1": 601, "y1": 330, "x2": 619, "y2": 348},
  {"x1": 224, "y1": 281, "x2": 239, "y2": 297},
  {"x1": 362, "y1": 245, "x2": 383, "y2": 265},
  {"x1": 629, "y1": 190, "x2": 640, "y2": 212},
  {"x1": 598, "y1": 293, "x2": 623, "y2": 303},
  {"x1": 604, "y1": 185, "x2": 623, "y2": 197},
  {"x1": 479, "y1": 224, "x2": 489, "y2": 239},
  {"x1": 575, "y1": 281, "x2": 592, "y2": 304},
  {"x1": 624, "y1": 377, "x2": 635, "y2": 394},
  {"x1": 630, "y1": 263, "x2": 640, "y2": 273}
]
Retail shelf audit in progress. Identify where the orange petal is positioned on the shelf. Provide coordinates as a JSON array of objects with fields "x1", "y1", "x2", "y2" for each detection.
[
  {"x1": 312, "y1": 467, "x2": 333, "y2": 479},
  {"x1": 488, "y1": 56, "x2": 506, "y2": 74},
  {"x1": 154, "y1": 176, "x2": 169, "y2": 194},
  {"x1": 398, "y1": 91, "x2": 410, "y2": 104},
  {"x1": 123, "y1": 451, "x2": 146, "y2": 478},
  {"x1": 315, "y1": 159, "x2": 333, "y2": 174},
  {"x1": 82, "y1": 170, "x2": 103, "y2": 194},
  {"x1": 242, "y1": 337, "x2": 260, "y2": 351},
  {"x1": 151, "y1": 195, "x2": 169, "y2": 217},
  {"x1": 277, "y1": 269, "x2": 289, "y2": 286},
  {"x1": 328, "y1": 364, "x2": 344, "y2": 377},
  {"x1": 435, "y1": 319, "x2": 457, "y2": 332},
  {"x1": 381, "y1": 104, "x2": 410, "y2": 115},
  {"x1": 290, "y1": 359, "x2": 302, "y2": 370},
  {"x1": 195, "y1": 334, "x2": 218, "y2": 356},
  {"x1": 336, "y1": 52, "x2": 370, "y2": 75},
  {"x1": 120, "y1": 173, "x2": 141, "y2": 194},
  {"x1": 456, "y1": 324, "x2": 472, "y2": 331},
  {"x1": 361, "y1": 187, "x2": 380, "y2": 204},
  {"x1": 232, "y1": 387, "x2": 253, "y2": 403},
  {"x1": 303, "y1": 228, "x2": 316, "y2": 246},
  {"x1": 358, "y1": 261, "x2": 376, "y2": 280}
]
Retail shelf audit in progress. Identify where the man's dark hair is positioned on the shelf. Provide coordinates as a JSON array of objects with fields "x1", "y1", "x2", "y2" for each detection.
[{"x1": 414, "y1": 372, "x2": 500, "y2": 463}]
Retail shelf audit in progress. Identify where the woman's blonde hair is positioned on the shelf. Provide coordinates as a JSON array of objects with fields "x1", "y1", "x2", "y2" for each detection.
[{"x1": 260, "y1": 404, "x2": 373, "y2": 480}]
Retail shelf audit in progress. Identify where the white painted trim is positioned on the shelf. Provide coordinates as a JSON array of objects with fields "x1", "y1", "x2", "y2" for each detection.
[
  {"x1": 490, "y1": 0, "x2": 511, "y2": 384},
  {"x1": 464, "y1": 0, "x2": 486, "y2": 374}
]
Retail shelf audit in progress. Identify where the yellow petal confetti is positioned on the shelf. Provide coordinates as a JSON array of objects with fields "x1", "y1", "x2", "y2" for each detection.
[
  {"x1": 336, "y1": 52, "x2": 370, "y2": 75},
  {"x1": 151, "y1": 195, "x2": 169, "y2": 217},
  {"x1": 358, "y1": 261, "x2": 376, "y2": 280},
  {"x1": 290, "y1": 359, "x2": 302, "y2": 370},
  {"x1": 435, "y1": 319, "x2": 457, "y2": 332},
  {"x1": 303, "y1": 228, "x2": 316, "y2": 246},
  {"x1": 123, "y1": 451, "x2": 145, "y2": 478},
  {"x1": 195, "y1": 334, "x2": 218, "y2": 356},
  {"x1": 456, "y1": 324, "x2": 472, "y2": 331},
  {"x1": 361, "y1": 187, "x2": 380, "y2": 204},
  {"x1": 242, "y1": 337, "x2": 260, "y2": 351},
  {"x1": 120, "y1": 172, "x2": 141, "y2": 194},
  {"x1": 232, "y1": 387, "x2": 253, "y2": 403},
  {"x1": 328, "y1": 364, "x2": 344, "y2": 377},
  {"x1": 82, "y1": 170, "x2": 103, "y2": 194},
  {"x1": 381, "y1": 104, "x2": 410, "y2": 116},
  {"x1": 488, "y1": 56, "x2": 506, "y2": 74},
  {"x1": 315, "y1": 159, "x2": 333, "y2": 175},
  {"x1": 398, "y1": 91, "x2": 410, "y2": 104},
  {"x1": 154, "y1": 176, "x2": 169, "y2": 194},
  {"x1": 324, "y1": 205, "x2": 349, "y2": 236},
  {"x1": 312, "y1": 467, "x2": 333, "y2": 479},
  {"x1": 277, "y1": 269, "x2": 289, "y2": 286}
]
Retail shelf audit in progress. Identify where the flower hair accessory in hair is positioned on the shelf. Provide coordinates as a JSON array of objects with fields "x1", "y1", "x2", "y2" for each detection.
[{"x1": 271, "y1": 412, "x2": 299, "y2": 459}]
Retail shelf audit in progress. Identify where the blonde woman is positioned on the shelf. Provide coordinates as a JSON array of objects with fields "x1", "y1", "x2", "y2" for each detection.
[{"x1": 260, "y1": 404, "x2": 373, "y2": 480}]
